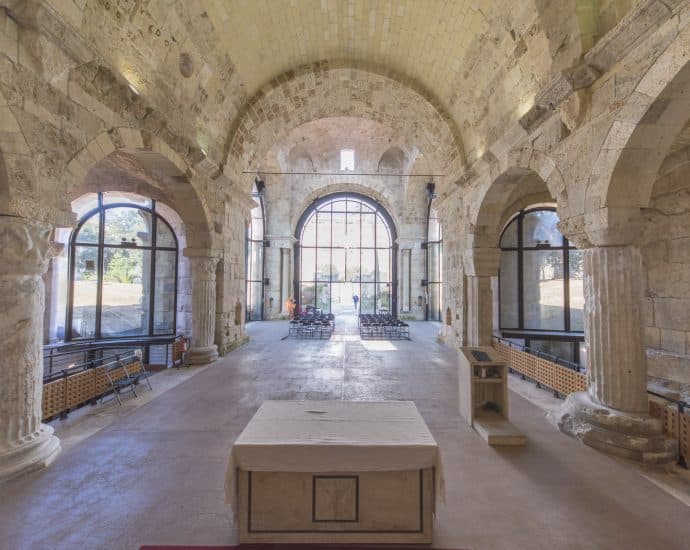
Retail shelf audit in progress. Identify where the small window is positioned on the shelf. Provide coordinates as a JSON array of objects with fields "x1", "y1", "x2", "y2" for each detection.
[{"x1": 340, "y1": 149, "x2": 355, "y2": 171}]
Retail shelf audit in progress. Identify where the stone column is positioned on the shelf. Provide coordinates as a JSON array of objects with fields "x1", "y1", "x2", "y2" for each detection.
[
  {"x1": 0, "y1": 216, "x2": 61, "y2": 480},
  {"x1": 556, "y1": 245, "x2": 674, "y2": 463},
  {"x1": 185, "y1": 251, "x2": 221, "y2": 365},
  {"x1": 585, "y1": 246, "x2": 648, "y2": 412},
  {"x1": 464, "y1": 247, "x2": 500, "y2": 347},
  {"x1": 466, "y1": 276, "x2": 493, "y2": 347}
]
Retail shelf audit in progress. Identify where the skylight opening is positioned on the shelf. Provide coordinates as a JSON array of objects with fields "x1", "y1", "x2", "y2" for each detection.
[{"x1": 340, "y1": 149, "x2": 355, "y2": 171}]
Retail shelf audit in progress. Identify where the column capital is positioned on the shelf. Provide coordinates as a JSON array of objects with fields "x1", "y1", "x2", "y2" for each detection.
[
  {"x1": 0, "y1": 216, "x2": 57, "y2": 277},
  {"x1": 558, "y1": 207, "x2": 642, "y2": 249}
]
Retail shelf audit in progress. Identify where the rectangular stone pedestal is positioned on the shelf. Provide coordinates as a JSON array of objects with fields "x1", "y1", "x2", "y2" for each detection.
[
  {"x1": 227, "y1": 400, "x2": 442, "y2": 544},
  {"x1": 237, "y1": 468, "x2": 434, "y2": 543}
]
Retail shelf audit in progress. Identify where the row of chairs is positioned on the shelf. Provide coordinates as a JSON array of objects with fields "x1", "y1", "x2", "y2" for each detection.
[
  {"x1": 103, "y1": 356, "x2": 154, "y2": 405},
  {"x1": 289, "y1": 313, "x2": 336, "y2": 339},
  {"x1": 359, "y1": 314, "x2": 410, "y2": 340}
]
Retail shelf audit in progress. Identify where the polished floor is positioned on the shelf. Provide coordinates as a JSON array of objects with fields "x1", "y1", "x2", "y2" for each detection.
[{"x1": 1, "y1": 317, "x2": 689, "y2": 550}]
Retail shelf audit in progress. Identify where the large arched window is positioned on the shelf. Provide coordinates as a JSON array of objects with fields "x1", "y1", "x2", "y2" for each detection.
[
  {"x1": 426, "y1": 206, "x2": 443, "y2": 321},
  {"x1": 246, "y1": 181, "x2": 266, "y2": 321},
  {"x1": 295, "y1": 193, "x2": 397, "y2": 315},
  {"x1": 67, "y1": 192, "x2": 178, "y2": 340},
  {"x1": 499, "y1": 208, "x2": 584, "y2": 363}
]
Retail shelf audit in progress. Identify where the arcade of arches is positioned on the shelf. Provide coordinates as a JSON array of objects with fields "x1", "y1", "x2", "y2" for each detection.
[{"x1": 2, "y1": 1, "x2": 690, "y2": 547}]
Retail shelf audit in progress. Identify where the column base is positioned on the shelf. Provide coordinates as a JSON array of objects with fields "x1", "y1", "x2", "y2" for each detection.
[
  {"x1": 0, "y1": 424, "x2": 61, "y2": 483},
  {"x1": 553, "y1": 392, "x2": 677, "y2": 465},
  {"x1": 187, "y1": 345, "x2": 219, "y2": 365}
]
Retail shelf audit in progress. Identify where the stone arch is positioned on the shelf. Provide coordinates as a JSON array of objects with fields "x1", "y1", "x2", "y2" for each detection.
[
  {"x1": 470, "y1": 148, "x2": 567, "y2": 250},
  {"x1": 587, "y1": 24, "x2": 690, "y2": 216},
  {"x1": 225, "y1": 61, "x2": 465, "y2": 192},
  {"x1": 377, "y1": 147, "x2": 405, "y2": 173},
  {"x1": 292, "y1": 182, "x2": 400, "y2": 236},
  {"x1": 285, "y1": 145, "x2": 316, "y2": 173},
  {"x1": 59, "y1": 128, "x2": 214, "y2": 249},
  {"x1": 0, "y1": 90, "x2": 40, "y2": 220}
]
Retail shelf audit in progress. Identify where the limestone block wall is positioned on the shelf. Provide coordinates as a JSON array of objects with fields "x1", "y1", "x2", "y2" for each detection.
[
  {"x1": 640, "y1": 163, "x2": 690, "y2": 384},
  {"x1": 217, "y1": 194, "x2": 248, "y2": 353},
  {"x1": 438, "y1": 204, "x2": 465, "y2": 347}
]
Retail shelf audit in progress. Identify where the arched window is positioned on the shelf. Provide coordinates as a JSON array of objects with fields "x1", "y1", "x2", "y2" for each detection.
[
  {"x1": 295, "y1": 193, "x2": 397, "y2": 315},
  {"x1": 246, "y1": 181, "x2": 266, "y2": 321},
  {"x1": 426, "y1": 207, "x2": 443, "y2": 321},
  {"x1": 499, "y1": 208, "x2": 584, "y2": 362},
  {"x1": 67, "y1": 192, "x2": 178, "y2": 340}
]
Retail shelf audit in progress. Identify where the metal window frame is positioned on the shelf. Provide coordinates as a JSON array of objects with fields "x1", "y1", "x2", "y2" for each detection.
[
  {"x1": 497, "y1": 207, "x2": 584, "y2": 360},
  {"x1": 424, "y1": 199, "x2": 443, "y2": 321},
  {"x1": 246, "y1": 184, "x2": 267, "y2": 321},
  {"x1": 66, "y1": 193, "x2": 179, "y2": 346},
  {"x1": 294, "y1": 192, "x2": 398, "y2": 315}
]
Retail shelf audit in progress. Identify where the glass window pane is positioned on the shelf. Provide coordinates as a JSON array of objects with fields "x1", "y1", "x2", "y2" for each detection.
[
  {"x1": 428, "y1": 209, "x2": 441, "y2": 242},
  {"x1": 376, "y1": 216, "x2": 390, "y2": 247},
  {"x1": 376, "y1": 249, "x2": 390, "y2": 282},
  {"x1": 331, "y1": 200, "x2": 347, "y2": 212},
  {"x1": 346, "y1": 213, "x2": 360, "y2": 248},
  {"x1": 428, "y1": 243, "x2": 441, "y2": 283},
  {"x1": 523, "y1": 250, "x2": 565, "y2": 330},
  {"x1": 101, "y1": 248, "x2": 150, "y2": 337},
  {"x1": 360, "y1": 203, "x2": 374, "y2": 213},
  {"x1": 317, "y1": 213, "x2": 331, "y2": 246},
  {"x1": 249, "y1": 241, "x2": 263, "y2": 282},
  {"x1": 500, "y1": 218, "x2": 518, "y2": 248},
  {"x1": 75, "y1": 215, "x2": 100, "y2": 244},
  {"x1": 528, "y1": 340, "x2": 574, "y2": 363},
  {"x1": 522, "y1": 210, "x2": 562, "y2": 247},
  {"x1": 302, "y1": 216, "x2": 316, "y2": 246},
  {"x1": 360, "y1": 283, "x2": 376, "y2": 314},
  {"x1": 347, "y1": 200, "x2": 361, "y2": 212},
  {"x1": 377, "y1": 283, "x2": 391, "y2": 313},
  {"x1": 72, "y1": 246, "x2": 99, "y2": 338},
  {"x1": 361, "y1": 214, "x2": 375, "y2": 246},
  {"x1": 156, "y1": 219, "x2": 176, "y2": 248},
  {"x1": 317, "y1": 283, "x2": 331, "y2": 311},
  {"x1": 247, "y1": 281, "x2": 263, "y2": 321},
  {"x1": 346, "y1": 248, "x2": 360, "y2": 282},
  {"x1": 569, "y1": 249, "x2": 585, "y2": 331},
  {"x1": 499, "y1": 251, "x2": 519, "y2": 328},
  {"x1": 301, "y1": 248, "x2": 315, "y2": 281},
  {"x1": 316, "y1": 248, "x2": 331, "y2": 280},
  {"x1": 361, "y1": 249, "x2": 375, "y2": 282},
  {"x1": 332, "y1": 249, "x2": 345, "y2": 282},
  {"x1": 428, "y1": 283, "x2": 441, "y2": 321},
  {"x1": 104, "y1": 207, "x2": 152, "y2": 247},
  {"x1": 332, "y1": 212, "x2": 346, "y2": 247},
  {"x1": 154, "y1": 250, "x2": 176, "y2": 334},
  {"x1": 251, "y1": 210, "x2": 264, "y2": 240},
  {"x1": 300, "y1": 283, "x2": 316, "y2": 310}
]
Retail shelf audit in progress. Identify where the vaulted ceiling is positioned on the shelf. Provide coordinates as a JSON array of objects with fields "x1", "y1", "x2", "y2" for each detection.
[{"x1": 41, "y1": 0, "x2": 594, "y2": 168}]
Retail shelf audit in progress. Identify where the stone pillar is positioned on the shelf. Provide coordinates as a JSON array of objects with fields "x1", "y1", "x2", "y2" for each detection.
[
  {"x1": 555, "y1": 245, "x2": 674, "y2": 463},
  {"x1": 466, "y1": 276, "x2": 493, "y2": 347},
  {"x1": 0, "y1": 216, "x2": 61, "y2": 480},
  {"x1": 585, "y1": 246, "x2": 648, "y2": 412},
  {"x1": 464, "y1": 247, "x2": 500, "y2": 347},
  {"x1": 185, "y1": 251, "x2": 221, "y2": 365}
]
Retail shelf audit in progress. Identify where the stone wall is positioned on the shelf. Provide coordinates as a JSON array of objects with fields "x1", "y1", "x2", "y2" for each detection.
[{"x1": 641, "y1": 160, "x2": 690, "y2": 383}]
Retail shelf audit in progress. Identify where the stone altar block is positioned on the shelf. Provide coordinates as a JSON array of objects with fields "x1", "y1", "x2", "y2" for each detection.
[{"x1": 225, "y1": 400, "x2": 442, "y2": 544}]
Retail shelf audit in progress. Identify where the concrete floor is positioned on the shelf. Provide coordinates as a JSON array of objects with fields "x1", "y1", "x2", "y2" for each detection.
[{"x1": 1, "y1": 316, "x2": 689, "y2": 550}]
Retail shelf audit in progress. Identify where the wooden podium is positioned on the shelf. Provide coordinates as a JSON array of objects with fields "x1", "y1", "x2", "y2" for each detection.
[{"x1": 458, "y1": 347, "x2": 526, "y2": 446}]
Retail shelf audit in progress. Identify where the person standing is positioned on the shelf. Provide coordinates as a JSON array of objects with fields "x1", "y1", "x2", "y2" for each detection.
[{"x1": 352, "y1": 294, "x2": 359, "y2": 310}]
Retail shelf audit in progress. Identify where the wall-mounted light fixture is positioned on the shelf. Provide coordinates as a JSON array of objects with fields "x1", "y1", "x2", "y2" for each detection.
[{"x1": 426, "y1": 181, "x2": 436, "y2": 200}]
